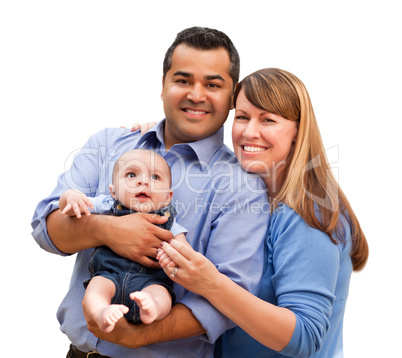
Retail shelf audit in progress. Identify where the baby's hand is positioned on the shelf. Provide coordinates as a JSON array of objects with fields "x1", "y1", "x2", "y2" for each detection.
[
  {"x1": 60, "y1": 189, "x2": 94, "y2": 218},
  {"x1": 157, "y1": 248, "x2": 178, "y2": 268}
]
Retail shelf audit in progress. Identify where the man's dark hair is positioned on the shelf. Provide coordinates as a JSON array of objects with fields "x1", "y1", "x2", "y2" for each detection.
[{"x1": 163, "y1": 26, "x2": 240, "y2": 87}]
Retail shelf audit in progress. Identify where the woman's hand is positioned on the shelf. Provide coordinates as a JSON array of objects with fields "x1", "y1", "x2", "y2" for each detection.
[
  {"x1": 131, "y1": 122, "x2": 158, "y2": 134},
  {"x1": 157, "y1": 240, "x2": 222, "y2": 297}
]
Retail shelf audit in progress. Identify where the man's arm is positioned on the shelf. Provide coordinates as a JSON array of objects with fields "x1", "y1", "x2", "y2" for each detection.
[
  {"x1": 47, "y1": 209, "x2": 174, "y2": 267},
  {"x1": 83, "y1": 303, "x2": 206, "y2": 348}
]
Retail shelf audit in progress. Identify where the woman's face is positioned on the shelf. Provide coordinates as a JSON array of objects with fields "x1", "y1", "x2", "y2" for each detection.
[{"x1": 232, "y1": 90, "x2": 298, "y2": 184}]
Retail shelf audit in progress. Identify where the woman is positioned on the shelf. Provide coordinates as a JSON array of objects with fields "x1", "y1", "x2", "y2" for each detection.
[{"x1": 157, "y1": 68, "x2": 368, "y2": 357}]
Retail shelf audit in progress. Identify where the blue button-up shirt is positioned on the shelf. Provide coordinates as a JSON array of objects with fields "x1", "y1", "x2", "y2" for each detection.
[{"x1": 31, "y1": 121, "x2": 269, "y2": 357}]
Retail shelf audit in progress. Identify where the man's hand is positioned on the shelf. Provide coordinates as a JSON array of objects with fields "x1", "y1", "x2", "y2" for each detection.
[
  {"x1": 104, "y1": 212, "x2": 174, "y2": 268},
  {"x1": 48, "y1": 210, "x2": 173, "y2": 268}
]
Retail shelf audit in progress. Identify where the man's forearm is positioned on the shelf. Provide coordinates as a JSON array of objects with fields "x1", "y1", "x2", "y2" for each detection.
[
  {"x1": 138, "y1": 303, "x2": 206, "y2": 346},
  {"x1": 86, "y1": 303, "x2": 206, "y2": 348},
  {"x1": 47, "y1": 209, "x2": 109, "y2": 254}
]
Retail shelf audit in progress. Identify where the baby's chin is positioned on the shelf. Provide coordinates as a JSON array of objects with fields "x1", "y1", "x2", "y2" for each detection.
[{"x1": 129, "y1": 202, "x2": 158, "y2": 213}]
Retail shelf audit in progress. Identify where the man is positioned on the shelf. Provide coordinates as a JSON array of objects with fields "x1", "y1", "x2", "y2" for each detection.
[{"x1": 31, "y1": 27, "x2": 268, "y2": 357}]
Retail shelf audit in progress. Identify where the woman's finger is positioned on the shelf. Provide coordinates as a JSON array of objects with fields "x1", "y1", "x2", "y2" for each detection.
[
  {"x1": 169, "y1": 239, "x2": 197, "y2": 260},
  {"x1": 160, "y1": 242, "x2": 188, "y2": 268},
  {"x1": 130, "y1": 123, "x2": 141, "y2": 132},
  {"x1": 141, "y1": 122, "x2": 157, "y2": 135}
]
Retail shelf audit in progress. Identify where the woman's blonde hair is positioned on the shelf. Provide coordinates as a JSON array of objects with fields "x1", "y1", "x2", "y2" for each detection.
[{"x1": 233, "y1": 68, "x2": 368, "y2": 271}]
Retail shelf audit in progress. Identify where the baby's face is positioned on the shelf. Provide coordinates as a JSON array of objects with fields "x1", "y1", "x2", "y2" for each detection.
[{"x1": 111, "y1": 151, "x2": 172, "y2": 212}]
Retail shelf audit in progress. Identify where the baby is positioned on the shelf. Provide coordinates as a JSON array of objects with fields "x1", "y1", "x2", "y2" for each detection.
[{"x1": 59, "y1": 149, "x2": 186, "y2": 332}]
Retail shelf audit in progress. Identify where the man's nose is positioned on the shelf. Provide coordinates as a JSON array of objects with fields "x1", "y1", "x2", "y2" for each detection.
[{"x1": 187, "y1": 83, "x2": 206, "y2": 103}]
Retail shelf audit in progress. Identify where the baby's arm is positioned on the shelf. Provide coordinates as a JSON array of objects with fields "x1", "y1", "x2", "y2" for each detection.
[{"x1": 59, "y1": 189, "x2": 94, "y2": 218}]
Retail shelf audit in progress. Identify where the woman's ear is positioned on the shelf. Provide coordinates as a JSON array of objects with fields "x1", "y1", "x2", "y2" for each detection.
[
  {"x1": 293, "y1": 131, "x2": 298, "y2": 143},
  {"x1": 293, "y1": 123, "x2": 299, "y2": 143}
]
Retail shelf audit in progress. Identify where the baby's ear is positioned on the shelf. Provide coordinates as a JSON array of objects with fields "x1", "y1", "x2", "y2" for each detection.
[
  {"x1": 164, "y1": 190, "x2": 173, "y2": 205},
  {"x1": 109, "y1": 184, "x2": 117, "y2": 199}
]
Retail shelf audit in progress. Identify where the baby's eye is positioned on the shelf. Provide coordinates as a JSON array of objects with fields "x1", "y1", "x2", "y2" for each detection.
[
  {"x1": 151, "y1": 174, "x2": 160, "y2": 180},
  {"x1": 127, "y1": 172, "x2": 136, "y2": 178}
]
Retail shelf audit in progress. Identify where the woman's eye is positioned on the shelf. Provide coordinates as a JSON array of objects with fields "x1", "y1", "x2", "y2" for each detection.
[
  {"x1": 263, "y1": 118, "x2": 275, "y2": 123},
  {"x1": 235, "y1": 115, "x2": 249, "y2": 120}
]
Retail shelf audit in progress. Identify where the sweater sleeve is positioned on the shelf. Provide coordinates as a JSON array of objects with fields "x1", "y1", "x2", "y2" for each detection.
[{"x1": 269, "y1": 207, "x2": 342, "y2": 357}]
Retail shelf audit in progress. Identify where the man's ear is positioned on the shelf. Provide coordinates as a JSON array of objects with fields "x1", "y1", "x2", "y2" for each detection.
[
  {"x1": 230, "y1": 83, "x2": 239, "y2": 110},
  {"x1": 109, "y1": 184, "x2": 117, "y2": 199},
  {"x1": 161, "y1": 76, "x2": 165, "y2": 100}
]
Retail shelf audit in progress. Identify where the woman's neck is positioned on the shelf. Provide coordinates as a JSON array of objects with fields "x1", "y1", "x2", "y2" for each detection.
[{"x1": 263, "y1": 172, "x2": 285, "y2": 202}]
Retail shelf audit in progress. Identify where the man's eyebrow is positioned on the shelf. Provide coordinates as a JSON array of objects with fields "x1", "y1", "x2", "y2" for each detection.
[
  {"x1": 172, "y1": 71, "x2": 225, "y2": 82},
  {"x1": 205, "y1": 74, "x2": 225, "y2": 82},
  {"x1": 173, "y1": 71, "x2": 191, "y2": 77}
]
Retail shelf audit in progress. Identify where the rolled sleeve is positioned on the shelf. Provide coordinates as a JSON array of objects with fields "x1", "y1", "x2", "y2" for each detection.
[{"x1": 31, "y1": 198, "x2": 69, "y2": 255}]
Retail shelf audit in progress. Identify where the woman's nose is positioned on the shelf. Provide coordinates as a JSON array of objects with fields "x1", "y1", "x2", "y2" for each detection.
[{"x1": 242, "y1": 119, "x2": 260, "y2": 139}]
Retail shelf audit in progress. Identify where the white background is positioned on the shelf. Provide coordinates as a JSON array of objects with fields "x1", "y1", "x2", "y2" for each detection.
[{"x1": 1, "y1": 1, "x2": 400, "y2": 356}]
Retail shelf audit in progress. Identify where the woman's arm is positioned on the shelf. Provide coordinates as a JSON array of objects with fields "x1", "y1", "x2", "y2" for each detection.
[{"x1": 158, "y1": 240, "x2": 296, "y2": 351}]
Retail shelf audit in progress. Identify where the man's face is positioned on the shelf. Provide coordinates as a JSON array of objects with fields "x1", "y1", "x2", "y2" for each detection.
[{"x1": 161, "y1": 44, "x2": 234, "y2": 149}]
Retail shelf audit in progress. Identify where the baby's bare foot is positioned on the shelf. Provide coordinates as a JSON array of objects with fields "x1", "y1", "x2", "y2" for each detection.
[
  {"x1": 97, "y1": 304, "x2": 129, "y2": 333},
  {"x1": 130, "y1": 292, "x2": 158, "y2": 324}
]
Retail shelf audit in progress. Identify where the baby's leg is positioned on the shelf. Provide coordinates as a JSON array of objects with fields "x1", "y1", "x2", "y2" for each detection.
[
  {"x1": 130, "y1": 285, "x2": 172, "y2": 324},
  {"x1": 84, "y1": 276, "x2": 128, "y2": 333}
]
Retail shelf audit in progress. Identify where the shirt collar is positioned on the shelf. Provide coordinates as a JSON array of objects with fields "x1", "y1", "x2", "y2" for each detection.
[{"x1": 137, "y1": 119, "x2": 225, "y2": 169}]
